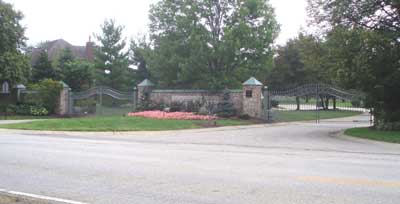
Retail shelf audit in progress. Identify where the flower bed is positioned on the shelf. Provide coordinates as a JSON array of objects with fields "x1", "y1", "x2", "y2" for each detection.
[{"x1": 128, "y1": 110, "x2": 217, "y2": 120}]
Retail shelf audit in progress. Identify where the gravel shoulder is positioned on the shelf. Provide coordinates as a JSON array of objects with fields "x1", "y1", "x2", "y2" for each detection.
[{"x1": 0, "y1": 193, "x2": 54, "y2": 204}]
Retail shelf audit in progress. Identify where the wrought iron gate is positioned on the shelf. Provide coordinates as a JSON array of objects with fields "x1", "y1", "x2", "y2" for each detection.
[
  {"x1": 264, "y1": 84, "x2": 371, "y2": 123},
  {"x1": 69, "y1": 86, "x2": 136, "y2": 116}
]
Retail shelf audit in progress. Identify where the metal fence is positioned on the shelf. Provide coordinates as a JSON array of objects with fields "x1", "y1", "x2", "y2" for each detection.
[{"x1": 69, "y1": 86, "x2": 136, "y2": 116}]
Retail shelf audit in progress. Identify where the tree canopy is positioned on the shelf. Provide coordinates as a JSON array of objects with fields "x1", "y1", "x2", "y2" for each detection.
[
  {"x1": 94, "y1": 19, "x2": 133, "y2": 91},
  {"x1": 0, "y1": 0, "x2": 30, "y2": 84},
  {"x1": 142, "y1": 0, "x2": 279, "y2": 89}
]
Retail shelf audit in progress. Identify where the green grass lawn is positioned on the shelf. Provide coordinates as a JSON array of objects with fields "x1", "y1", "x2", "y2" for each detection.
[
  {"x1": 0, "y1": 115, "x2": 53, "y2": 120},
  {"x1": 345, "y1": 127, "x2": 400, "y2": 144},
  {"x1": 0, "y1": 116, "x2": 253, "y2": 131},
  {"x1": 274, "y1": 110, "x2": 361, "y2": 122}
]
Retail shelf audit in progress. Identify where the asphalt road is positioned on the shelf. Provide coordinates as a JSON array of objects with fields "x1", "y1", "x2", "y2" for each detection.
[{"x1": 0, "y1": 114, "x2": 399, "y2": 204}]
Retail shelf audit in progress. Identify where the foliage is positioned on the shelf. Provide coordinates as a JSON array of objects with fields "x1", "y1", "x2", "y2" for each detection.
[
  {"x1": 308, "y1": 0, "x2": 400, "y2": 35},
  {"x1": 323, "y1": 28, "x2": 400, "y2": 123},
  {"x1": 307, "y1": 0, "x2": 400, "y2": 125},
  {"x1": 26, "y1": 79, "x2": 63, "y2": 114},
  {"x1": 268, "y1": 33, "x2": 330, "y2": 89},
  {"x1": 32, "y1": 50, "x2": 60, "y2": 82},
  {"x1": 0, "y1": 1, "x2": 30, "y2": 84},
  {"x1": 217, "y1": 90, "x2": 237, "y2": 118},
  {"x1": 130, "y1": 36, "x2": 152, "y2": 82},
  {"x1": 29, "y1": 106, "x2": 49, "y2": 116},
  {"x1": 94, "y1": 19, "x2": 133, "y2": 91},
  {"x1": 144, "y1": 0, "x2": 279, "y2": 89},
  {"x1": 63, "y1": 60, "x2": 95, "y2": 91}
]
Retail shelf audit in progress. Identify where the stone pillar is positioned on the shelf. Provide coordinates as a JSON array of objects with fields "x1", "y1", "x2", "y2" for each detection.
[
  {"x1": 57, "y1": 82, "x2": 70, "y2": 116},
  {"x1": 242, "y1": 77, "x2": 263, "y2": 118},
  {"x1": 13, "y1": 84, "x2": 26, "y2": 103},
  {"x1": 137, "y1": 79, "x2": 155, "y2": 105}
]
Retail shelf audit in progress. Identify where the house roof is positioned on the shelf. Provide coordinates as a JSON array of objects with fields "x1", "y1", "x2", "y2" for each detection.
[
  {"x1": 138, "y1": 79, "x2": 155, "y2": 87},
  {"x1": 30, "y1": 39, "x2": 92, "y2": 65},
  {"x1": 243, "y1": 77, "x2": 263, "y2": 86}
]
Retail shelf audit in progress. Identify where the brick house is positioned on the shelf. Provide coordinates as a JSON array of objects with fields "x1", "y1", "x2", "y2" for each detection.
[{"x1": 29, "y1": 39, "x2": 94, "y2": 65}]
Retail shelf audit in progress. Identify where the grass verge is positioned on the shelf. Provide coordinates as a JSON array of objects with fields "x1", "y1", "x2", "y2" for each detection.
[
  {"x1": 275, "y1": 110, "x2": 361, "y2": 122},
  {"x1": 0, "y1": 115, "x2": 53, "y2": 120},
  {"x1": 345, "y1": 127, "x2": 400, "y2": 144},
  {"x1": 0, "y1": 116, "x2": 253, "y2": 132}
]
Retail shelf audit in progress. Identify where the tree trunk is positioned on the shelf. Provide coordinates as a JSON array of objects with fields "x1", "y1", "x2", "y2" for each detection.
[
  {"x1": 325, "y1": 97, "x2": 330, "y2": 110},
  {"x1": 296, "y1": 97, "x2": 300, "y2": 111},
  {"x1": 319, "y1": 95, "x2": 325, "y2": 110},
  {"x1": 333, "y1": 97, "x2": 337, "y2": 110}
]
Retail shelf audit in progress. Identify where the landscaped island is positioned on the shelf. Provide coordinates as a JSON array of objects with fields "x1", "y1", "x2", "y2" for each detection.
[
  {"x1": 0, "y1": 116, "x2": 252, "y2": 132},
  {"x1": 0, "y1": 110, "x2": 362, "y2": 132},
  {"x1": 345, "y1": 127, "x2": 400, "y2": 144}
]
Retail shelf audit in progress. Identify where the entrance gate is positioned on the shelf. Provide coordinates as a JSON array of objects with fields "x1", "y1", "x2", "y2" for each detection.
[
  {"x1": 69, "y1": 86, "x2": 136, "y2": 116},
  {"x1": 264, "y1": 84, "x2": 372, "y2": 123}
]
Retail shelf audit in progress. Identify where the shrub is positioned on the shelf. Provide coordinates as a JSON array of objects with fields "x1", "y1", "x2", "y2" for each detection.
[
  {"x1": 239, "y1": 114, "x2": 251, "y2": 120},
  {"x1": 15, "y1": 104, "x2": 31, "y2": 115},
  {"x1": 270, "y1": 100, "x2": 279, "y2": 108},
  {"x1": 217, "y1": 90, "x2": 237, "y2": 118},
  {"x1": 26, "y1": 79, "x2": 63, "y2": 114},
  {"x1": 30, "y1": 106, "x2": 49, "y2": 116}
]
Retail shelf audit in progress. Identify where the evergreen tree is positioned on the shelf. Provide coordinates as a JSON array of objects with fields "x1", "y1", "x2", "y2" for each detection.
[
  {"x1": 32, "y1": 50, "x2": 59, "y2": 82},
  {"x1": 94, "y1": 19, "x2": 132, "y2": 91},
  {"x1": 217, "y1": 89, "x2": 237, "y2": 117}
]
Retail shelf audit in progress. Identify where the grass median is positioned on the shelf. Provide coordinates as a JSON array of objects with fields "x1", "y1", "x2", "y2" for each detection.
[
  {"x1": 275, "y1": 110, "x2": 361, "y2": 122},
  {"x1": 345, "y1": 127, "x2": 400, "y2": 144},
  {"x1": 0, "y1": 116, "x2": 253, "y2": 132}
]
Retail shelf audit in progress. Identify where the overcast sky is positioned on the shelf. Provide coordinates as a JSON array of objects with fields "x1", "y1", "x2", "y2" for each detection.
[{"x1": 6, "y1": 0, "x2": 308, "y2": 46}]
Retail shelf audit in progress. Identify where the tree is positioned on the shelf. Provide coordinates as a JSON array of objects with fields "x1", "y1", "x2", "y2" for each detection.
[
  {"x1": 308, "y1": 0, "x2": 400, "y2": 129},
  {"x1": 147, "y1": 0, "x2": 279, "y2": 89},
  {"x1": 217, "y1": 89, "x2": 237, "y2": 117},
  {"x1": 324, "y1": 27, "x2": 400, "y2": 126},
  {"x1": 0, "y1": 1, "x2": 30, "y2": 84},
  {"x1": 130, "y1": 36, "x2": 152, "y2": 82},
  {"x1": 94, "y1": 19, "x2": 132, "y2": 91},
  {"x1": 63, "y1": 60, "x2": 95, "y2": 91},
  {"x1": 308, "y1": 0, "x2": 400, "y2": 35},
  {"x1": 32, "y1": 50, "x2": 59, "y2": 82}
]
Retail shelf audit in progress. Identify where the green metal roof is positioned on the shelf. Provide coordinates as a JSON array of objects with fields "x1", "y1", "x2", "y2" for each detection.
[
  {"x1": 59, "y1": 81, "x2": 69, "y2": 88},
  {"x1": 243, "y1": 77, "x2": 263, "y2": 86},
  {"x1": 138, "y1": 79, "x2": 155, "y2": 87}
]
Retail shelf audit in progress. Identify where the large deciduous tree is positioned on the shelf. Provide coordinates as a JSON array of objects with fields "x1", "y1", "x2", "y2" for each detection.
[
  {"x1": 0, "y1": 0, "x2": 30, "y2": 84},
  {"x1": 308, "y1": 0, "x2": 400, "y2": 35},
  {"x1": 147, "y1": 0, "x2": 279, "y2": 89},
  {"x1": 308, "y1": 0, "x2": 400, "y2": 129},
  {"x1": 94, "y1": 19, "x2": 132, "y2": 91}
]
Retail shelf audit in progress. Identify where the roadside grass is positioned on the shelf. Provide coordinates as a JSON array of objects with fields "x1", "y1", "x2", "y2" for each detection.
[
  {"x1": 345, "y1": 127, "x2": 400, "y2": 144},
  {"x1": 274, "y1": 110, "x2": 361, "y2": 122},
  {"x1": 0, "y1": 116, "x2": 253, "y2": 132},
  {"x1": 0, "y1": 115, "x2": 53, "y2": 120}
]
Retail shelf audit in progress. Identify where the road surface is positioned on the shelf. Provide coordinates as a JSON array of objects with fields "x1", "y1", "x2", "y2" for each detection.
[{"x1": 0, "y1": 114, "x2": 399, "y2": 204}]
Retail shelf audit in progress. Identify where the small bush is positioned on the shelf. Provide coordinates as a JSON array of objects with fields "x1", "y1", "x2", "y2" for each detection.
[
  {"x1": 270, "y1": 100, "x2": 279, "y2": 108},
  {"x1": 25, "y1": 79, "x2": 63, "y2": 114},
  {"x1": 30, "y1": 106, "x2": 49, "y2": 116},
  {"x1": 239, "y1": 114, "x2": 251, "y2": 120}
]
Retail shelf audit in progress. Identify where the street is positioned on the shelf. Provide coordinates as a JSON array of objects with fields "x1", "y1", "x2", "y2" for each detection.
[{"x1": 1, "y1": 115, "x2": 399, "y2": 204}]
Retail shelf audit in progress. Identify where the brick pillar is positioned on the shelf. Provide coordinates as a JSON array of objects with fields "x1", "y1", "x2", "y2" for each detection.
[
  {"x1": 57, "y1": 82, "x2": 70, "y2": 116},
  {"x1": 137, "y1": 79, "x2": 155, "y2": 105},
  {"x1": 242, "y1": 77, "x2": 263, "y2": 118}
]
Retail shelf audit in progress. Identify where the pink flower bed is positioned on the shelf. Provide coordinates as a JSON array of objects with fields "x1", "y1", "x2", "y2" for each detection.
[{"x1": 128, "y1": 110, "x2": 217, "y2": 120}]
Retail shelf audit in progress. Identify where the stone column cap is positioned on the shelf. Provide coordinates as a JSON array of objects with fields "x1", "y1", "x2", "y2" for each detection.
[
  {"x1": 138, "y1": 79, "x2": 155, "y2": 87},
  {"x1": 243, "y1": 77, "x2": 263, "y2": 86}
]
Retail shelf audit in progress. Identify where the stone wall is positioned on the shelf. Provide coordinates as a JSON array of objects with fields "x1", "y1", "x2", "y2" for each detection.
[{"x1": 149, "y1": 90, "x2": 243, "y2": 113}]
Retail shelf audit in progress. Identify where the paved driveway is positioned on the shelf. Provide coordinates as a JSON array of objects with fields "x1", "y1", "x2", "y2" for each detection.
[{"x1": 0, "y1": 114, "x2": 399, "y2": 204}]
